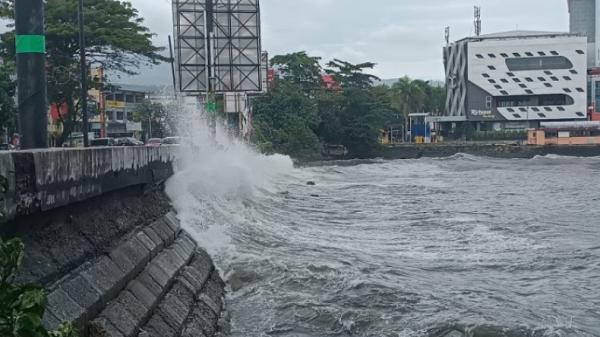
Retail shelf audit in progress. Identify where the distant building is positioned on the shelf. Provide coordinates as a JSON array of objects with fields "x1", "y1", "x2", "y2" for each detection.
[
  {"x1": 568, "y1": 0, "x2": 599, "y2": 68},
  {"x1": 100, "y1": 84, "x2": 145, "y2": 138},
  {"x1": 443, "y1": 30, "x2": 588, "y2": 131}
]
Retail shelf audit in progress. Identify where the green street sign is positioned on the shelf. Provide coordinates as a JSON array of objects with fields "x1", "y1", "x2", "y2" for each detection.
[
  {"x1": 205, "y1": 102, "x2": 217, "y2": 112},
  {"x1": 15, "y1": 35, "x2": 46, "y2": 54}
]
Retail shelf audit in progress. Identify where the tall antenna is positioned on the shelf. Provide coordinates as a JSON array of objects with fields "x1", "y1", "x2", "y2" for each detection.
[
  {"x1": 445, "y1": 26, "x2": 450, "y2": 45},
  {"x1": 474, "y1": 6, "x2": 482, "y2": 36}
]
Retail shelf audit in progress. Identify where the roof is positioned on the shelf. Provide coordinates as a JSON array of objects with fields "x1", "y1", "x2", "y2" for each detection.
[
  {"x1": 477, "y1": 30, "x2": 572, "y2": 38},
  {"x1": 454, "y1": 30, "x2": 580, "y2": 43}
]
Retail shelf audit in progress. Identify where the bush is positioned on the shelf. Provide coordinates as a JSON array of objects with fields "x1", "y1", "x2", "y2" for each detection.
[
  {"x1": 471, "y1": 130, "x2": 527, "y2": 141},
  {"x1": 0, "y1": 238, "x2": 77, "y2": 337}
]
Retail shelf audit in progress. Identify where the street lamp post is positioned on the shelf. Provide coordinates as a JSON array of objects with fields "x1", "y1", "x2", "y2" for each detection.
[{"x1": 78, "y1": 0, "x2": 89, "y2": 147}]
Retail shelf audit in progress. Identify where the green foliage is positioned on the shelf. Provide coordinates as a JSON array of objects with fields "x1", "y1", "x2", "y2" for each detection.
[
  {"x1": 132, "y1": 100, "x2": 172, "y2": 140},
  {"x1": 0, "y1": 61, "x2": 16, "y2": 133},
  {"x1": 252, "y1": 81, "x2": 321, "y2": 161},
  {"x1": 325, "y1": 59, "x2": 380, "y2": 89},
  {"x1": 270, "y1": 52, "x2": 323, "y2": 94},
  {"x1": 254, "y1": 52, "x2": 448, "y2": 160},
  {"x1": 0, "y1": 238, "x2": 77, "y2": 337},
  {"x1": 471, "y1": 130, "x2": 527, "y2": 141},
  {"x1": 0, "y1": 0, "x2": 167, "y2": 145}
]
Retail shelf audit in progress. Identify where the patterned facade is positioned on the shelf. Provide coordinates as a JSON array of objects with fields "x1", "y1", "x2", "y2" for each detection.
[{"x1": 444, "y1": 31, "x2": 588, "y2": 123}]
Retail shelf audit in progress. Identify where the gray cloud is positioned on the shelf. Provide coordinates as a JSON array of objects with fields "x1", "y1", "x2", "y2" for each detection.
[{"x1": 123, "y1": 0, "x2": 568, "y2": 84}]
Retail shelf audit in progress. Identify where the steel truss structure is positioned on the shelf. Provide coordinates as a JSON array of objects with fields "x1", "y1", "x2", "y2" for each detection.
[{"x1": 173, "y1": 0, "x2": 262, "y2": 93}]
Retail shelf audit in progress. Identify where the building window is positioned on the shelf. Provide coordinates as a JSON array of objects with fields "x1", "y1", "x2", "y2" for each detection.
[
  {"x1": 550, "y1": 76, "x2": 559, "y2": 81},
  {"x1": 513, "y1": 53, "x2": 521, "y2": 57},
  {"x1": 486, "y1": 96, "x2": 492, "y2": 109},
  {"x1": 525, "y1": 77, "x2": 534, "y2": 82},
  {"x1": 488, "y1": 65, "x2": 496, "y2": 70},
  {"x1": 476, "y1": 54, "x2": 484, "y2": 59},
  {"x1": 544, "y1": 83, "x2": 553, "y2": 88},
  {"x1": 538, "y1": 77, "x2": 546, "y2": 81},
  {"x1": 501, "y1": 78, "x2": 509, "y2": 83},
  {"x1": 513, "y1": 78, "x2": 521, "y2": 83},
  {"x1": 116, "y1": 111, "x2": 124, "y2": 121},
  {"x1": 538, "y1": 113, "x2": 547, "y2": 118},
  {"x1": 532, "y1": 107, "x2": 540, "y2": 112},
  {"x1": 125, "y1": 95, "x2": 135, "y2": 103},
  {"x1": 544, "y1": 71, "x2": 553, "y2": 75},
  {"x1": 576, "y1": 112, "x2": 585, "y2": 116},
  {"x1": 557, "y1": 107, "x2": 565, "y2": 111},
  {"x1": 507, "y1": 72, "x2": 515, "y2": 77},
  {"x1": 513, "y1": 114, "x2": 522, "y2": 118},
  {"x1": 115, "y1": 94, "x2": 124, "y2": 101},
  {"x1": 127, "y1": 112, "x2": 134, "y2": 121},
  {"x1": 507, "y1": 108, "x2": 515, "y2": 112},
  {"x1": 505, "y1": 56, "x2": 574, "y2": 71},
  {"x1": 525, "y1": 52, "x2": 534, "y2": 57},
  {"x1": 563, "y1": 88, "x2": 572, "y2": 93},
  {"x1": 563, "y1": 76, "x2": 572, "y2": 80},
  {"x1": 108, "y1": 111, "x2": 115, "y2": 121},
  {"x1": 576, "y1": 88, "x2": 585, "y2": 92},
  {"x1": 576, "y1": 50, "x2": 585, "y2": 54},
  {"x1": 494, "y1": 84, "x2": 502, "y2": 89},
  {"x1": 570, "y1": 69, "x2": 578, "y2": 74},
  {"x1": 544, "y1": 107, "x2": 552, "y2": 111},
  {"x1": 482, "y1": 73, "x2": 490, "y2": 78},
  {"x1": 500, "y1": 53, "x2": 509, "y2": 58},
  {"x1": 489, "y1": 79, "x2": 497, "y2": 84},
  {"x1": 500, "y1": 90, "x2": 509, "y2": 95},
  {"x1": 519, "y1": 84, "x2": 527, "y2": 88},
  {"x1": 550, "y1": 51, "x2": 559, "y2": 56},
  {"x1": 519, "y1": 107, "x2": 527, "y2": 112},
  {"x1": 525, "y1": 89, "x2": 534, "y2": 94},
  {"x1": 488, "y1": 53, "x2": 496, "y2": 58},
  {"x1": 538, "y1": 51, "x2": 546, "y2": 56}
]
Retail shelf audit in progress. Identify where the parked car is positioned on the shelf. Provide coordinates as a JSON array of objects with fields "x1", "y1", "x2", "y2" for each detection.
[
  {"x1": 145, "y1": 138, "x2": 162, "y2": 147},
  {"x1": 115, "y1": 137, "x2": 143, "y2": 146},
  {"x1": 90, "y1": 138, "x2": 115, "y2": 147},
  {"x1": 161, "y1": 137, "x2": 182, "y2": 145}
]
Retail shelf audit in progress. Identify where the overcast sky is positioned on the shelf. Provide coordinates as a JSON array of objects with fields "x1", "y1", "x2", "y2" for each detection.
[{"x1": 123, "y1": 0, "x2": 569, "y2": 84}]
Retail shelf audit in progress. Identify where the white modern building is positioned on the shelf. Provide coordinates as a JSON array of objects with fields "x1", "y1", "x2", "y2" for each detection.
[{"x1": 443, "y1": 31, "x2": 588, "y2": 129}]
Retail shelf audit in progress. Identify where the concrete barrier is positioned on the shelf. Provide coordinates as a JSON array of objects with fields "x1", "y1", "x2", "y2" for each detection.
[{"x1": 0, "y1": 146, "x2": 175, "y2": 223}]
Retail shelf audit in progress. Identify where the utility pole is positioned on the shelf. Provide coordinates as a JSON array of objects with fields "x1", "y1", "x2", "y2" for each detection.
[
  {"x1": 15, "y1": 0, "x2": 48, "y2": 148},
  {"x1": 78, "y1": 0, "x2": 89, "y2": 147}
]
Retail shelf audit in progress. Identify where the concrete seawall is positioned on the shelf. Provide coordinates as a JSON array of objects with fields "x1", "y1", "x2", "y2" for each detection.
[
  {"x1": 0, "y1": 147, "x2": 228, "y2": 337},
  {"x1": 376, "y1": 144, "x2": 600, "y2": 160}
]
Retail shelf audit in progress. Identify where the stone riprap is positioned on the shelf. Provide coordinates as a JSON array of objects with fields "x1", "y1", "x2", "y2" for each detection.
[{"x1": 42, "y1": 213, "x2": 228, "y2": 337}]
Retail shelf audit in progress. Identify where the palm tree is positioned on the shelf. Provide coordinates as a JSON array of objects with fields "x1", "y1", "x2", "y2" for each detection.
[{"x1": 391, "y1": 77, "x2": 425, "y2": 142}]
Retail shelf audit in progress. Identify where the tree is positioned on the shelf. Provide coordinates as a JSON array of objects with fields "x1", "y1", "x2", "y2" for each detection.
[
  {"x1": 252, "y1": 81, "x2": 321, "y2": 161},
  {"x1": 132, "y1": 100, "x2": 170, "y2": 140},
  {"x1": 0, "y1": 238, "x2": 77, "y2": 337},
  {"x1": 270, "y1": 52, "x2": 323, "y2": 94},
  {"x1": 391, "y1": 76, "x2": 426, "y2": 141},
  {"x1": 0, "y1": 0, "x2": 167, "y2": 145},
  {"x1": 0, "y1": 61, "x2": 16, "y2": 137},
  {"x1": 325, "y1": 59, "x2": 380, "y2": 89}
]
